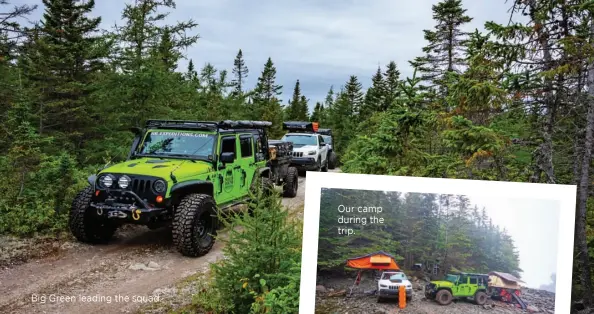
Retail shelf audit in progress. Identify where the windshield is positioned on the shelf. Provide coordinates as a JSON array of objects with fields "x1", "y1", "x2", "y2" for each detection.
[
  {"x1": 322, "y1": 135, "x2": 332, "y2": 144},
  {"x1": 281, "y1": 134, "x2": 317, "y2": 146},
  {"x1": 444, "y1": 274, "x2": 459, "y2": 283},
  {"x1": 382, "y1": 272, "x2": 406, "y2": 280},
  {"x1": 138, "y1": 131, "x2": 215, "y2": 159}
]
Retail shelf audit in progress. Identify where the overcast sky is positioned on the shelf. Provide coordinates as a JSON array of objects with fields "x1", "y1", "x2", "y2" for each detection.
[
  {"x1": 470, "y1": 196, "x2": 560, "y2": 289},
  {"x1": 16, "y1": 0, "x2": 515, "y2": 108}
]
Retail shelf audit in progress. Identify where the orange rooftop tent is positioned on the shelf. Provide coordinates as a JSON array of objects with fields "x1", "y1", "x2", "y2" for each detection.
[
  {"x1": 345, "y1": 251, "x2": 400, "y2": 296},
  {"x1": 346, "y1": 251, "x2": 400, "y2": 270}
]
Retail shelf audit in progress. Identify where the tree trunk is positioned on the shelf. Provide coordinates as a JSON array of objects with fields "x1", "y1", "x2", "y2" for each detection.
[{"x1": 574, "y1": 18, "x2": 594, "y2": 307}]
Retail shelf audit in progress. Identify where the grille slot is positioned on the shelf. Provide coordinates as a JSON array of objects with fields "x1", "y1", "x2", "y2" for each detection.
[
  {"x1": 292, "y1": 151, "x2": 304, "y2": 157},
  {"x1": 132, "y1": 178, "x2": 153, "y2": 194}
]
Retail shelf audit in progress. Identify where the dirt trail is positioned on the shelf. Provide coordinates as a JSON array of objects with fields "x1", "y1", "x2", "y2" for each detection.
[{"x1": 0, "y1": 170, "x2": 325, "y2": 314}]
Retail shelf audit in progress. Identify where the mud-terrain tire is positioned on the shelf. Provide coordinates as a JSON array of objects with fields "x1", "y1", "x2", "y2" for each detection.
[
  {"x1": 321, "y1": 156, "x2": 328, "y2": 172},
  {"x1": 328, "y1": 151, "x2": 337, "y2": 169},
  {"x1": 435, "y1": 289, "x2": 453, "y2": 305},
  {"x1": 377, "y1": 295, "x2": 383, "y2": 303},
  {"x1": 69, "y1": 186, "x2": 117, "y2": 244},
  {"x1": 474, "y1": 291, "x2": 488, "y2": 305},
  {"x1": 283, "y1": 167, "x2": 299, "y2": 198},
  {"x1": 172, "y1": 193, "x2": 217, "y2": 257},
  {"x1": 407, "y1": 295, "x2": 412, "y2": 302}
]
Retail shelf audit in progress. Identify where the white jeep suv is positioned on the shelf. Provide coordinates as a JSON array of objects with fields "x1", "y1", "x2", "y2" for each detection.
[
  {"x1": 377, "y1": 271, "x2": 413, "y2": 302},
  {"x1": 281, "y1": 132, "x2": 329, "y2": 172}
]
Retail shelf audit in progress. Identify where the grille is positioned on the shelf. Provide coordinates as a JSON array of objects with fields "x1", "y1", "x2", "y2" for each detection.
[
  {"x1": 131, "y1": 178, "x2": 153, "y2": 194},
  {"x1": 389, "y1": 285, "x2": 399, "y2": 290},
  {"x1": 292, "y1": 151, "x2": 304, "y2": 157}
]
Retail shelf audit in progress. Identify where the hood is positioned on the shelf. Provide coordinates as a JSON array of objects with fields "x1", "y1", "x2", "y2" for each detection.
[
  {"x1": 99, "y1": 157, "x2": 214, "y2": 180},
  {"x1": 430, "y1": 280, "x2": 455, "y2": 288},
  {"x1": 293, "y1": 145, "x2": 318, "y2": 152},
  {"x1": 379, "y1": 277, "x2": 411, "y2": 285}
]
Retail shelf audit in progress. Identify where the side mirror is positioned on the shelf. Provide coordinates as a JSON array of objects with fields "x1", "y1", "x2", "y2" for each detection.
[
  {"x1": 220, "y1": 152, "x2": 235, "y2": 163},
  {"x1": 320, "y1": 143, "x2": 326, "y2": 147}
]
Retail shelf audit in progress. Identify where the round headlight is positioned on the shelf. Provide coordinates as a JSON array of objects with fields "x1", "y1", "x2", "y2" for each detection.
[
  {"x1": 118, "y1": 175, "x2": 131, "y2": 189},
  {"x1": 99, "y1": 174, "x2": 114, "y2": 188},
  {"x1": 153, "y1": 180, "x2": 166, "y2": 193}
]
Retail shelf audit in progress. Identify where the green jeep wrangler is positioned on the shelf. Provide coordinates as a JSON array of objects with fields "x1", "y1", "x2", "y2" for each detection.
[
  {"x1": 69, "y1": 120, "x2": 299, "y2": 257},
  {"x1": 424, "y1": 272, "x2": 490, "y2": 306}
]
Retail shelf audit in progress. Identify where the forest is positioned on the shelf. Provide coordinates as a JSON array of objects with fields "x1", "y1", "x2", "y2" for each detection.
[
  {"x1": 1, "y1": 0, "x2": 594, "y2": 310},
  {"x1": 317, "y1": 188, "x2": 522, "y2": 278}
]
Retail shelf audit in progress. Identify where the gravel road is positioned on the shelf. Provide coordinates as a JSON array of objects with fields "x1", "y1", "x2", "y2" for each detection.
[{"x1": 0, "y1": 169, "x2": 332, "y2": 314}]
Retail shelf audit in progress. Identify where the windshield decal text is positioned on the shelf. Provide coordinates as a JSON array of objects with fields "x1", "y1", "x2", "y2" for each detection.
[{"x1": 151, "y1": 132, "x2": 209, "y2": 137}]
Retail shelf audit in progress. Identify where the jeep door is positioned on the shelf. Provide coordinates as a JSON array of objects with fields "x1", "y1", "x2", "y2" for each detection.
[
  {"x1": 456, "y1": 275, "x2": 472, "y2": 297},
  {"x1": 318, "y1": 135, "x2": 328, "y2": 164},
  {"x1": 238, "y1": 133, "x2": 256, "y2": 197},
  {"x1": 216, "y1": 134, "x2": 243, "y2": 204}
]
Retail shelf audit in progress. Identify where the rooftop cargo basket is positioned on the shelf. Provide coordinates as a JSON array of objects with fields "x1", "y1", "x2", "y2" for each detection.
[
  {"x1": 145, "y1": 120, "x2": 272, "y2": 131},
  {"x1": 283, "y1": 121, "x2": 319, "y2": 133},
  {"x1": 317, "y1": 128, "x2": 332, "y2": 136}
]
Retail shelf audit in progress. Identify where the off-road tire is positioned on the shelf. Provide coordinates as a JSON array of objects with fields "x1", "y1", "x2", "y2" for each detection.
[
  {"x1": 321, "y1": 156, "x2": 328, "y2": 172},
  {"x1": 172, "y1": 193, "x2": 217, "y2": 257},
  {"x1": 328, "y1": 151, "x2": 337, "y2": 169},
  {"x1": 407, "y1": 295, "x2": 412, "y2": 302},
  {"x1": 315, "y1": 158, "x2": 322, "y2": 171},
  {"x1": 377, "y1": 296, "x2": 383, "y2": 303},
  {"x1": 474, "y1": 291, "x2": 488, "y2": 305},
  {"x1": 69, "y1": 186, "x2": 117, "y2": 244},
  {"x1": 283, "y1": 167, "x2": 299, "y2": 198},
  {"x1": 435, "y1": 289, "x2": 453, "y2": 305}
]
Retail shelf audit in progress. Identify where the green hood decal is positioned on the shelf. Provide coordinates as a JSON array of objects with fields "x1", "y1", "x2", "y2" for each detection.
[{"x1": 100, "y1": 158, "x2": 214, "y2": 180}]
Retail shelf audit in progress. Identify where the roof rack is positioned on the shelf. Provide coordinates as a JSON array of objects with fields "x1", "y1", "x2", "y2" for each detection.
[
  {"x1": 283, "y1": 121, "x2": 319, "y2": 133},
  {"x1": 317, "y1": 128, "x2": 332, "y2": 136},
  {"x1": 145, "y1": 119, "x2": 272, "y2": 131}
]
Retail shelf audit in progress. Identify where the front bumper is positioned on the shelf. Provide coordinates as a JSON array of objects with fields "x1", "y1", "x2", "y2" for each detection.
[
  {"x1": 378, "y1": 288, "x2": 412, "y2": 298},
  {"x1": 291, "y1": 156, "x2": 318, "y2": 170},
  {"x1": 91, "y1": 190, "x2": 168, "y2": 224}
]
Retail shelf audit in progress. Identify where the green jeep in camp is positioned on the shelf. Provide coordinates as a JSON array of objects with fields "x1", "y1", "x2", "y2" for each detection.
[
  {"x1": 424, "y1": 272, "x2": 490, "y2": 306},
  {"x1": 69, "y1": 120, "x2": 299, "y2": 257}
]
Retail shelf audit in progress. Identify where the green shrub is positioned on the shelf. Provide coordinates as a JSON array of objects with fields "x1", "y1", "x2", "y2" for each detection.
[{"x1": 193, "y1": 182, "x2": 302, "y2": 314}]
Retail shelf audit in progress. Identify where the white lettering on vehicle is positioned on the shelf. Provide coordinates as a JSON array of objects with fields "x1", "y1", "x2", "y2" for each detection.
[{"x1": 151, "y1": 132, "x2": 208, "y2": 137}]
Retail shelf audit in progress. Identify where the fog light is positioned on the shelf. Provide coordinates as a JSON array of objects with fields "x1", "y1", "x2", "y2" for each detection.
[{"x1": 156, "y1": 195, "x2": 163, "y2": 203}]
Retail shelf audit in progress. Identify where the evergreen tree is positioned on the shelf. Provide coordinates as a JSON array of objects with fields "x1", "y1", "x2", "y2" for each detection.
[
  {"x1": 383, "y1": 61, "x2": 401, "y2": 110},
  {"x1": 297, "y1": 95, "x2": 309, "y2": 121},
  {"x1": 286, "y1": 79, "x2": 302, "y2": 120},
  {"x1": 411, "y1": 0, "x2": 472, "y2": 104},
  {"x1": 361, "y1": 66, "x2": 385, "y2": 120},
  {"x1": 310, "y1": 102, "x2": 324, "y2": 123},
  {"x1": 344, "y1": 75, "x2": 364, "y2": 117},
  {"x1": 252, "y1": 57, "x2": 283, "y2": 136},
  {"x1": 23, "y1": 0, "x2": 107, "y2": 148},
  {"x1": 231, "y1": 49, "x2": 248, "y2": 96}
]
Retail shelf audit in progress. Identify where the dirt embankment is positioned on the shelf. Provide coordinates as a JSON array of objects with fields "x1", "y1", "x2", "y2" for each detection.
[
  {"x1": 315, "y1": 275, "x2": 556, "y2": 314},
  {"x1": 0, "y1": 170, "x2": 318, "y2": 314}
]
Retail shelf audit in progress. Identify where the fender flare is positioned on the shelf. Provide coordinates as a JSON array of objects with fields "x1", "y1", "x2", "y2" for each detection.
[
  {"x1": 87, "y1": 174, "x2": 97, "y2": 186},
  {"x1": 170, "y1": 180, "x2": 214, "y2": 196},
  {"x1": 258, "y1": 167, "x2": 271, "y2": 178}
]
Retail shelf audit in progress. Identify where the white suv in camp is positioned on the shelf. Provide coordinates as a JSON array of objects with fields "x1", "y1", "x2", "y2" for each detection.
[
  {"x1": 377, "y1": 271, "x2": 413, "y2": 302},
  {"x1": 281, "y1": 132, "x2": 329, "y2": 172}
]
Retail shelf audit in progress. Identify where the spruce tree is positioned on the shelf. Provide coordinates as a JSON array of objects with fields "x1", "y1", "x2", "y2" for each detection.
[
  {"x1": 310, "y1": 102, "x2": 324, "y2": 123},
  {"x1": 252, "y1": 57, "x2": 283, "y2": 136},
  {"x1": 25, "y1": 0, "x2": 107, "y2": 145},
  {"x1": 297, "y1": 95, "x2": 309, "y2": 121},
  {"x1": 344, "y1": 75, "x2": 364, "y2": 117},
  {"x1": 361, "y1": 66, "x2": 385, "y2": 120},
  {"x1": 383, "y1": 61, "x2": 401, "y2": 110},
  {"x1": 411, "y1": 0, "x2": 472, "y2": 102},
  {"x1": 231, "y1": 49, "x2": 248, "y2": 96},
  {"x1": 286, "y1": 79, "x2": 302, "y2": 120}
]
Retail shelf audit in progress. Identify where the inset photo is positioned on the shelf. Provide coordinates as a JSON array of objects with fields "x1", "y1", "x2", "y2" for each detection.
[{"x1": 300, "y1": 173, "x2": 576, "y2": 314}]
